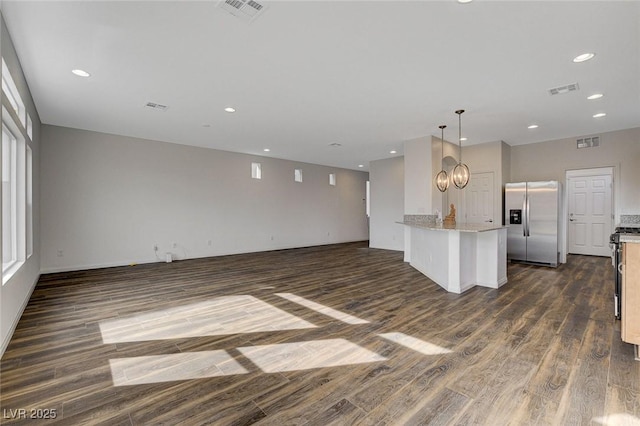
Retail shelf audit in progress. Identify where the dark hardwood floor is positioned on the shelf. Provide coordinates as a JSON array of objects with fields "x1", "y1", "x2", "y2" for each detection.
[{"x1": 1, "y1": 242, "x2": 639, "y2": 425}]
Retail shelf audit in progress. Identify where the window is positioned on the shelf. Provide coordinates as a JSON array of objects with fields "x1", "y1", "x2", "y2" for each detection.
[
  {"x1": 26, "y1": 146, "x2": 33, "y2": 258},
  {"x1": 2, "y1": 57, "x2": 30, "y2": 284},
  {"x1": 2, "y1": 126, "x2": 18, "y2": 274},
  {"x1": 365, "y1": 181, "x2": 371, "y2": 217},
  {"x1": 27, "y1": 113, "x2": 33, "y2": 141},
  {"x1": 251, "y1": 162, "x2": 262, "y2": 180},
  {"x1": 2, "y1": 58, "x2": 26, "y2": 128},
  {"x1": 2, "y1": 110, "x2": 27, "y2": 284},
  {"x1": 294, "y1": 169, "x2": 303, "y2": 183}
]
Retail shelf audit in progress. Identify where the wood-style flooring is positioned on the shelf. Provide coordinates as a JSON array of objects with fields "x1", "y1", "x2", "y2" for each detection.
[{"x1": 1, "y1": 242, "x2": 639, "y2": 425}]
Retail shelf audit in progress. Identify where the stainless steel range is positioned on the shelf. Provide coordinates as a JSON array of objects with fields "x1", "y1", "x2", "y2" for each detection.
[{"x1": 610, "y1": 225, "x2": 640, "y2": 319}]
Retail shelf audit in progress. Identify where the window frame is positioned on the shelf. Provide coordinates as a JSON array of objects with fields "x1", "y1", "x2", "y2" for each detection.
[
  {"x1": 2, "y1": 58, "x2": 26, "y2": 128},
  {"x1": 2, "y1": 124, "x2": 19, "y2": 276},
  {"x1": 2, "y1": 108, "x2": 27, "y2": 285}
]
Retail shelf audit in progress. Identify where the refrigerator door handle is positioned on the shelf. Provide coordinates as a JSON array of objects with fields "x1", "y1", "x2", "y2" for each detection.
[
  {"x1": 526, "y1": 196, "x2": 531, "y2": 237},
  {"x1": 522, "y1": 195, "x2": 527, "y2": 237}
]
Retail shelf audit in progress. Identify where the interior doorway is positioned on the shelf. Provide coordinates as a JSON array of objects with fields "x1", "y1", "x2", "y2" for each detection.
[
  {"x1": 465, "y1": 172, "x2": 495, "y2": 224},
  {"x1": 566, "y1": 167, "x2": 614, "y2": 257}
]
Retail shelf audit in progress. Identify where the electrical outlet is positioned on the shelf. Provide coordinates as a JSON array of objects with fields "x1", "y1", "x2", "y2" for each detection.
[
  {"x1": 207, "y1": 240, "x2": 212, "y2": 246},
  {"x1": 172, "y1": 242, "x2": 177, "y2": 248},
  {"x1": 57, "y1": 250, "x2": 64, "y2": 257},
  {"x1": 153, "y1": 244, "x2": 158, "y2": 251}
]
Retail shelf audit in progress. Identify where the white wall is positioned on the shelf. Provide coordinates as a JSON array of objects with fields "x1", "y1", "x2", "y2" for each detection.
[
  {"x1": 501, "y1": 142, "x2": 511, "y2": 224},
  {"x1": 462, "y1": 141, "x2": 505, "y2": 224},
  {"x1": 510, "y1": 127, "x2": 640, "y2": 221},
  {"x1": 432, "y1": 139, "x2": 509, "y2": 224},
  {"x1": 369, "y1": 156, "x2": 404, "y2": 251},
  {"x1": 1, "y1": 13, "x2": 42, "y2": 356},
  {"x1": 403, "y1": 136, "x2": 432, "y2": 215},
  {"x1": 431, "y1": 138, "x2": 466, "y2": 219},
  {"x1": 40, "y1": 125, "x2": 370, "y2": 272}
]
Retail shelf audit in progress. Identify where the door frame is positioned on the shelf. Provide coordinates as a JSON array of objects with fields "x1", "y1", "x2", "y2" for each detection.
[{"x1": 564, "y1": 166, "x2": 615, "y2": 261}]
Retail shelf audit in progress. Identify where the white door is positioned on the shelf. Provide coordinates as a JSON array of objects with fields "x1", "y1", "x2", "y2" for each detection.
[
  {"x1": 568, "y1": 174, "x2": 612, "y2": 256},
  {"x1": 465, "y1": 172, "x2": 494, "y2": 224}
]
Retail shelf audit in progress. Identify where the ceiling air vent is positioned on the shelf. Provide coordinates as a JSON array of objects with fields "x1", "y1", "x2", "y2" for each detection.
[
  {"x1": 577, "y1": 136, "x2": 600, "y2": 149},
  {"x1": 145, "y1": 102, "x2": 168, "y2": 111},
  {"x1": 217, "y1": 0, "x2": 267, "y2": 22},
  {"x1": 548, "y1": 83, "x2": 579, "y2": 96}
]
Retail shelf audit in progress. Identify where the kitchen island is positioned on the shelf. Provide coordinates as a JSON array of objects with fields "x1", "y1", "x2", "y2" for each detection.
[{"x1": 400, "y1": 221, "x2": 508, "y2": 294}]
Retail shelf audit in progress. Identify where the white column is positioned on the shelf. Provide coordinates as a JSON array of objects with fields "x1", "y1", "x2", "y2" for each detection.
[{"x1": 403, "y1": 136, "x2": 433, "y2": 215}]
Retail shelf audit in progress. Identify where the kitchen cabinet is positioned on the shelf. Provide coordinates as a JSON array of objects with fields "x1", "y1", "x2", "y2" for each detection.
[{"x1": 622, "y1": 241, "x2": 640, "y2": 357}]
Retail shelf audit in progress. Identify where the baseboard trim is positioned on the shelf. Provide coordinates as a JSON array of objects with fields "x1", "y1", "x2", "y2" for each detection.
[
  {"x1": 39, "y1": 240, "x2": 370, "y2": 275},
  {"x1": 0, "y1": 272, "x2": 40, "y2": 358}
]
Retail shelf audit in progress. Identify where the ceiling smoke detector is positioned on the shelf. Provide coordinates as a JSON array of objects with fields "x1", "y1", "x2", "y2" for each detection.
[
  {"x1": 217, "y1": 0, "x2": 267, "y2": 22},
  {"x1": 145, "y1": 102, "x2": 169, "y2": 111},
  {"x1": 548, "y1": 83, "x2": 580, "y2": 96}
]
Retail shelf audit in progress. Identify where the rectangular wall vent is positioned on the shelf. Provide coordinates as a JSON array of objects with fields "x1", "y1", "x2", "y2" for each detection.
[
  {"x1": 145, "y1": 102, "x2": 168, "y2": 111},
  {"x1": 548, "y1": 83, "x2": 579, "y2": 96},
  {"x1": 218, "y1": 0, "x2": 267, "y2": 22},
  {"x1": 577, "y1": 136, "x2": 600, "y2": 149}
]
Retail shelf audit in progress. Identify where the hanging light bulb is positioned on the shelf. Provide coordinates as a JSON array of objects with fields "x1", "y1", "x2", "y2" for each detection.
[
  {"x1": 435, "y1": 125, "x2": 449, "y2": 192},
  {"x1": 452, "y1": 109, "x2": 470, "y2": 189}
]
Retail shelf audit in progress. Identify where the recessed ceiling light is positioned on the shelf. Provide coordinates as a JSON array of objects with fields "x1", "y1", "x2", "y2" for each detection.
[
  {"x1": 71, "y1": 69, "x2": 90, "y2": 77},
  {"x1": 587, "y1": 93, "x2": 604, "y2": 100},
  {"x1": 224, "y1": 107, "x2": 236, "y2": 113},
  {"x1": 460, "y1": 137, "x2": 467, "y2": 142},
  {"x1": 358, "y1": 164, "x2": 364, "y2": 168},
  {"x1": 202, "y1": 124, "x2": 211, "y2": 128},
  {"x1": 263, "y1": 148, "x2": 270, "y2": 152},
  {"x1": 390, "y1": 150, "x2": 397, "y2": 154},
  {"x1": 528, "y1": 124, "x2": 539, "y2": 129},
  {"x1": 457, "y1": 0, "x2": 473, "y2": 3},
  {"x1": 573, "y1": 53, "x2": 595, "y2": 63},
  {"x1": 593, "y1": 112, "x2": 607, "y2": 118}
]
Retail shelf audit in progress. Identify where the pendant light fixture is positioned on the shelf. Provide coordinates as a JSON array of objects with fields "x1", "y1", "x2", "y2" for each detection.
[
  {"x1": 452, "y1": 109, "x2": 470, "y2": 189},
  {"x1": 435, "y1": 125, "x2": 449, "y2": 192}
]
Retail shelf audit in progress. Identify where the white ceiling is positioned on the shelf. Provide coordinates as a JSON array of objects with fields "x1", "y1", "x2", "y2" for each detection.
[{"x1": 2, "y1": 0, "x2": 639, "y2": 171}]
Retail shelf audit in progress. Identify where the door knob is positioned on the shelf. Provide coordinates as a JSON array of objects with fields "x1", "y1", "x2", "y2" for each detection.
[{"x1": 485, "y1": 219, "x2": 493, "y2": 223}]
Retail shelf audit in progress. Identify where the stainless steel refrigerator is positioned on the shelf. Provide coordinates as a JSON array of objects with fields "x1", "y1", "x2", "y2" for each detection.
[{"x1": 505, "y1": 181, "x2": 560, "y2": 267}]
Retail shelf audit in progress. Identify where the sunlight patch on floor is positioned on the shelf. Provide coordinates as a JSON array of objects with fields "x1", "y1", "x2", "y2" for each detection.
[
  {"x1": 378, "y1": 332, "x2": 452, "y2": 355},
  {"x1": 275, "y1": 293, "x2": 369, "y2": 324},
  {"x1": 237, "y1": 338, "x2": 386, "y2": 373},
  {"x1": 109, "y1": 351, "x2": 248, "y2": 386},
  {"x1": 99, "y1": 295, "x2": 317, "y2": 343},
  {"x1": 593, "y1": 414, "x2": 640, "y2": 426}
]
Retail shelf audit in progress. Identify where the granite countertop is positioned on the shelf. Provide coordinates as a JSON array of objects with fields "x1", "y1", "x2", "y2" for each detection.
[{"x1": 398, "y1": 221, "x2": 507, "y2": 233}]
